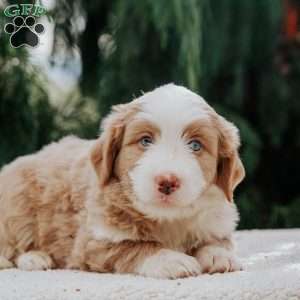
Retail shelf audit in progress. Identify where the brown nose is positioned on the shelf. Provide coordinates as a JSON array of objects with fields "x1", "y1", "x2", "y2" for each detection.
[{"x1": 155, "y1": 174, "x2": 181, "y2": 195}]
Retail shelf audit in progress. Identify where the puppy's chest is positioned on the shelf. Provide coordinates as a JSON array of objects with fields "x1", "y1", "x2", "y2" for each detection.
[{"x1": 154, "y1": 220, "x2": 206, "y2": 252}]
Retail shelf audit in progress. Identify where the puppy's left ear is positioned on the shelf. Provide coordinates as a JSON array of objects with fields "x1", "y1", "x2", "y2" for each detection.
[
  {"x1": 90, "y1": 103, "x2": 139, "y2": 187},
  {"x1": 215, "y1": 116, "x2": 245, "y2": 202}
]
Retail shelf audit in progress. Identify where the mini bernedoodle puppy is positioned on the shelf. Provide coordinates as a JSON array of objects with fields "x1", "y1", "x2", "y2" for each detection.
[{"x1": 0, "y1": 84, "x2": 245, "y2": 279}]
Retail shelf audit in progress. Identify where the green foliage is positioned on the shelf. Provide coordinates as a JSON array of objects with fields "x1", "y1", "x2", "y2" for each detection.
[
  {"x1": 0, "y1": 22, "x2": 56, "y2": 165},
  {"x1": 96, "y1": 0, "x2": 205, "y2": 114},
  {"x1": 0, "y1": 0, "x2": 299, "y2": 229}
]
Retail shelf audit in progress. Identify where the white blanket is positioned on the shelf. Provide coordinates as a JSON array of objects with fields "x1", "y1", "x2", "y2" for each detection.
[{"x1": 0, "y1": 229, "x2": 299, "y2": 300}]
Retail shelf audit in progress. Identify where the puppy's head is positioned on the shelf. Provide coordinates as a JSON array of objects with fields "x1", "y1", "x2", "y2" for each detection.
[{"x1": 91, "y1": 84, "x2": 245, "y2": 220}]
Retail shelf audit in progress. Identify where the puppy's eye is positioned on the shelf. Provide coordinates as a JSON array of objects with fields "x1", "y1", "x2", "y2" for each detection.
[
  {"x1": 187, "y1": 139, "x2": 202, "y2": 152},
  {"x1": 139, "y1": 136, "x2": 153, "y2": 147}
]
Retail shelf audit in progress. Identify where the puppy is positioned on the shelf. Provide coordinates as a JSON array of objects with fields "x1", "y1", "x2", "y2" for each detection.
[{"x1": 0, "y1": 84, "x2": 245, "y2": 278}]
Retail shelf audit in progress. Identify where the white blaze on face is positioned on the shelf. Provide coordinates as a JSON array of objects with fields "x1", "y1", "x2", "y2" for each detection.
[{"x1": 129, "y1": 84, "x2": 212, "y2": 220}]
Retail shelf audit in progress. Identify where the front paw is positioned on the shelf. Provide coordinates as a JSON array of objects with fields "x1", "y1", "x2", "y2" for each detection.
[
  {"x1": 136, "y1": 249, "x2": 201, "y2": 279},
  {"x1": 16, "y1": 251, "x2": 53, "y2": 271},
  {"x1": 196, "y1": 246, "x2": 242, "y2": 274}
]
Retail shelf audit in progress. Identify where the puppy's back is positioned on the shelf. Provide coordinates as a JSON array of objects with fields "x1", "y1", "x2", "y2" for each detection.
[{"x1": 0, "y1": 136, "x2": 93, "y2": 263}]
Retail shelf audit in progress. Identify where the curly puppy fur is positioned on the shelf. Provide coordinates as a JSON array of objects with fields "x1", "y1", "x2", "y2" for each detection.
[{"x1": 0, "y1": 84, "x2": 245, "y2": 278}]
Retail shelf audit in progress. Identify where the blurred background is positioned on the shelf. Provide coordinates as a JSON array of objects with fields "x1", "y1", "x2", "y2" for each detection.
[{"x1": 0, "y1": 0, "x2": 299, "y2": 229}]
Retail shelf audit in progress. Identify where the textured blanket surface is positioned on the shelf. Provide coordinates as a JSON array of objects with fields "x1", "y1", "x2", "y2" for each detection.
[{"x1": 0, "y1": 229, "x2": 299, "y2": 300}]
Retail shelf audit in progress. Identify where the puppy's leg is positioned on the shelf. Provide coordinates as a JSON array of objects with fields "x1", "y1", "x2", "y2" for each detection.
[
  {"x1": 0, "y1": 167, "x2": 39, "y2": 270},
  {"x1": 0, "y1": 217, "x2": 38, "y2": 271},
  {"x1": 85, "y1": 240, "x2": 201, "y2": 279},
  {"x1": 0, "y1": 223, "x2": 15, "y2": 269},
  {"x1": 16, "y1": 251, "x2": 54, "y2": 271},
  {"x1": 195, "y1": 238, "x2": 242, "y2": 274},
  {"x1": 0, "y1": 256, "x2": 14, "y2": 269}
]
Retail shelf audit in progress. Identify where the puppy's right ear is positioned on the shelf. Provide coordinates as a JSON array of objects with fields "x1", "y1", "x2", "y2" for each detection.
[
  {"x1": 90, "y1": 103, "x2": 139, "y2": 187},
  {"x1": 90, "y1": 139, "x2": 103, "y2": 180},
  {"x1": 90, "y1": 124, "x2": 124, "y2": 187}
]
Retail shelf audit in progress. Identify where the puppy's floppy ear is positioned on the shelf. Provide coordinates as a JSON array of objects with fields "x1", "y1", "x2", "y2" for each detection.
[
  {"x1": 90, "y1": 125, "x2": 124, "y2": 187},
  {"x1": 215, "y1": 116, "x2": 245, "y2": 202},
  {"x1": 90, "y1": 103, "x2": 139, "y2": 187}
]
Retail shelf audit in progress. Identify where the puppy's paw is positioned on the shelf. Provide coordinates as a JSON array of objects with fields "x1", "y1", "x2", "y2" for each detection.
[
  {"x1": 135, "y1": 249, "x2": 201, "y2": 279},
  {"x1": 16, "y1": 251, "x2": 53, "y2": 271},
  {"x1": 0, "y1": 256, "x2": 14, "y2": 269},
  {"x1": 196, "y1": 246, "x2": 242, "y2": 274}
]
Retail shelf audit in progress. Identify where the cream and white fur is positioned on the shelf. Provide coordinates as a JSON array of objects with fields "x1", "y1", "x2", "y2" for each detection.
[{"x1": 0, "y1": 84, "x2": 245, "y2": 279}]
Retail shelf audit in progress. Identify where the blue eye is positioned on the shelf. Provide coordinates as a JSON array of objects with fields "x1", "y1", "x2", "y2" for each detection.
[
  {"x1": 188, "y1": 140, "x2": 202, "y2": 152},
  {"x1": 140, "y1": 136, "x2": 153, "y2": 147}
]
